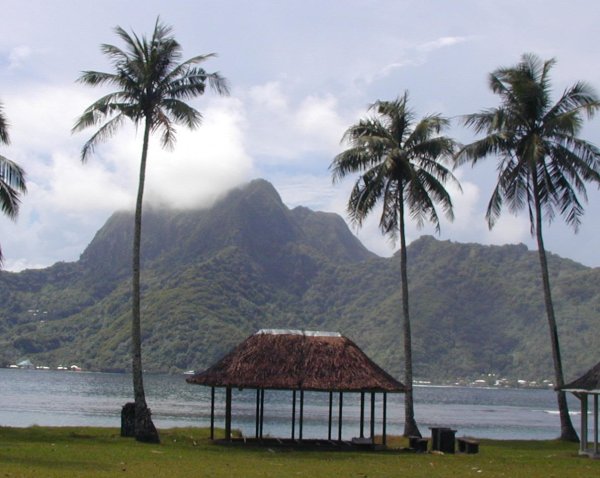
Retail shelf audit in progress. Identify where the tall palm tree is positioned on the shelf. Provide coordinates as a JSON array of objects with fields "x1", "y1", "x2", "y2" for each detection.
[
  {"x1": 331, "y1": 92, "x2": 459, "y2": 437},
  {"x1": 456, "y1": 53, "x2": 600, "y2": 442},
  {"x1": 73, "y1": 19, "x2": 229, "y2": 443},
  {"x1": 0, "y1": 102, "x2": 27, "y2": 267}
]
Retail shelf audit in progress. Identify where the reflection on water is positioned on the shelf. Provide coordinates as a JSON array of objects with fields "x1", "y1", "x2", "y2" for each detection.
[{"x1": 0, "y1": 369, "x2": 581, "y2": 440}]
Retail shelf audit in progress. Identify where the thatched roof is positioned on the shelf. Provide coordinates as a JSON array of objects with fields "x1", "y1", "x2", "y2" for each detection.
[
  {"x1": 562, "y1": 361, "x2": 600, "y2": 393},
  {"x1": 186, "y1": 329, "x2": 406, "y2": 393}
]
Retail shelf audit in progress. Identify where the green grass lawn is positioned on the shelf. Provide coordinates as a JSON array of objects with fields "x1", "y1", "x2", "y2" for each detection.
[{"x1": 1, "y1": 426, "x2": 598, "y2": 477}]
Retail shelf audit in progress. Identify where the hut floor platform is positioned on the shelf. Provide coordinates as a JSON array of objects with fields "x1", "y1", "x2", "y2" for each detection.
[{"x1": 213, "y1": 437, "x2": 389, "y2": 451}]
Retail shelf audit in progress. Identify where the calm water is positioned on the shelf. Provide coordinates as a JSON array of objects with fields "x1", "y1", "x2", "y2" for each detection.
[{"x1": 0, "y1": 369, "x2": 582, "y2": 440}]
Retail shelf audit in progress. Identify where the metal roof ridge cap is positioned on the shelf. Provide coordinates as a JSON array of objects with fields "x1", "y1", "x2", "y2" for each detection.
[{"x1": 256, "y1": 329, "x2": 341, "y2": 337}]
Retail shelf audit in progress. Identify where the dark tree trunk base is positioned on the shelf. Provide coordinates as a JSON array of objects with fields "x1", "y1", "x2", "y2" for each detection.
[
  {"x1": 135, "y1": 403, "x2": 160, "y2": 444},
  {"x1": 403, "y1": 417, "x2": 421, "y2": 438},
  {"x1": 121, "y1": 402, "x2": 160, "y2": 443},
  {"x1": 559, "y1": 429, "x2": 580, "y2": 443},
  {"x1": 121, "y1": 402, "x2": 136, "y2": 437}
]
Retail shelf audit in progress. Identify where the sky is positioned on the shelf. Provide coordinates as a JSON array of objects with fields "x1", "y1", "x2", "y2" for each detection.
[{"x1": 1, "y1": 0, "x2": 599, "y2": 271}]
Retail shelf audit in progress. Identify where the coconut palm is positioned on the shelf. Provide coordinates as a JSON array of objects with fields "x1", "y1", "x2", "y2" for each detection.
[
  {"x1": 456, "y1": 53, "x2": 600, "y2": 441},
  {"x1": 331, "y1": 92, "x2": 459, "y2": 437},
  {"x1": 73, "y1": 19, "x2": 229, "y2": 443},
  {"x1": 0, "y1": 102, "x2": 27, "y2": 267}
]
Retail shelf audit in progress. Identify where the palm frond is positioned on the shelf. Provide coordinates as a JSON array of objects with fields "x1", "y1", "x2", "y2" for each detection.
[
  {"x1": 162, "y1": 99, "x2": 202, "y2": 129},
  {"x1": 80, "y1": 114, "x2": 126, "y2": 162},
  {"x1": 0, "y1": 102, "x2": 10, "y2": 145},
  {"x1": 0, "y1": 155, "x2": 27, "y2": 218}
]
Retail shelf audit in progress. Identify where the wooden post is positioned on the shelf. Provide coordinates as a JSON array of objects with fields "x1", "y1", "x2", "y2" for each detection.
[
  {"x1": 210, "y1": 387, "x2": 215, "y2": 440},
  {"x1": 382, "y1": 392, "x2": 387, "y2": 446},
  {"x1": 370, "y1": 392, "x2": 375, "y2": 442},
  {"x1": 328, "y1": 391, "x2": 333, "y2": 440},
  {"x1": 255, "y1": 389, "x2": 260, "y2": 439},
  {"x1": 360, "y1": 392, "x2": 365, "y2": 438},
  {"x1": 594, "y1": 394, "x2": 599, "y2": 456},
  {"x1": 292, "y1": 390, "x2": 296, "y2": 440},
  {"x1": 225, "y1": 387, "x2": 232, "y2": 441},
  {"x1": 582, "y1": 394, "x2": 589, "y2": 454},
  {"x1": 259, "y1": 389, "x2": 265, "y2": 439},
  {"x1": 299, "y1": 390, "x2": 304, "y2": 441},
  {"x1": 338, "y1": 392, "x2": 343, "y2": 442}
]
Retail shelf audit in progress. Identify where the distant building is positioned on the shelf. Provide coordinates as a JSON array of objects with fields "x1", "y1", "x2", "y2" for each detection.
[{"x1": 16, "y1": 359, "x2": 34, "y2": 369}]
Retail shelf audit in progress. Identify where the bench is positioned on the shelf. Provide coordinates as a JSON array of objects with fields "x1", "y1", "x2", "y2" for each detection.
[
  {"x1": 408, "y1": 435, "x2": 428, "y2": 452},
  {"x1": 457, "y1": 437, "x2": 480, "y2": 454}
]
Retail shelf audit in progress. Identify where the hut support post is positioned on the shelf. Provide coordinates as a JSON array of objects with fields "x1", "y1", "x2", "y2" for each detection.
[
  {"x1": 259, "y1": 389, "x2": 265, "y2": 439},
  {"x1": 382, "y1": 392, "x2": 387, "y2": 446},
  {"x1": 299, "y1": 390, "x2": 304, "y2": 441},
  {"x1": 338, "y1": 392, "x2": 343, "y2": 442},
  {"x1": 370, "y1": 392, "x2": 375, "y2": 443},
  {"x1": 210, "y1": 387, "x2": 215, "y2": 440},
  {"x1": 328, "y1": 391, "x2": 333, "y2": 440},
  {"x1": 255, "y1": 389, "x2": 260, "y2": 439},
  {"x1": 594, "y1": 394, "x2": 599, "y2": 455},
  {"x1": 581, "y1": 394, "x2": 589, "y2": 453},
  {"x1": 291, "y1": 390, "x2": 296, "y2": 440},
  {"x1": 225, "y1": 387, "x2": 232, "y2": 441},
  {"x1": 360, "y1": 392, "x2": 365, "y2": 438}
]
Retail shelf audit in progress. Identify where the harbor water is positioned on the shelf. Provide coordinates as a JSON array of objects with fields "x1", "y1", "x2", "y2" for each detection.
[{"x1": 0, "y1": 368, "x2": 581, "y2": 440}]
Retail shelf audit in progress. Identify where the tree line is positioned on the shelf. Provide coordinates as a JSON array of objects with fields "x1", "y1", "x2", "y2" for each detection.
[{"x1": 2, "y1": 18, "x2": 599, "y2": 443}]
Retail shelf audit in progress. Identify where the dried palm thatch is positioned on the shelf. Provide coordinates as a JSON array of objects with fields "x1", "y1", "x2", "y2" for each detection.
[
  {"x1": 562, "y1": 361, "x2": 600, "y2": 393},
  {"x1": 186, "y1": 329, "x2": 405, "y2": 392}
]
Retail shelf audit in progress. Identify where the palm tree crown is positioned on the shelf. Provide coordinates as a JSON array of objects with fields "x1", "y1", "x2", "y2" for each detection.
[
  {"x1": 332, "y1": 93, "x2": 458, "y2": 235},
  {"x1": 456, "y1": 53, "x2": 600, "y2": 231},
  {"x1": 73, "y1": 19, "x2": 229, "y2": 157}
]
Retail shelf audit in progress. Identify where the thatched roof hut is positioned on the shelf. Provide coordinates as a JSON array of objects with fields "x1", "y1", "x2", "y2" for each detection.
[
  {"x1": 186, "y1": 329, "x2": 405, "y2": 392},
  {"x1": 562, "y1": 361, "x2": 600, "y2": 393},
  {"x1": 561, "y1": 361, "x2": 600, "y2": 457},
  {"x1": 187, "y1": 329, "x2": 404, "y2": 447}
]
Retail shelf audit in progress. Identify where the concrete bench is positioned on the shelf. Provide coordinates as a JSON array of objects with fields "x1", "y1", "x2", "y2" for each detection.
[
  {"x1": 408, "y1": 435, "x2": 428, "y2": 452},
  {"x1": 457, "y1": 437, "x2": 480, "y2": 454}
]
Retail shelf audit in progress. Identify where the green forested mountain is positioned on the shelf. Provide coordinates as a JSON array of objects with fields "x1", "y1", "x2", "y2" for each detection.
[{"x1": 1, "y1": 178, "x2": 598, "y2": 383}]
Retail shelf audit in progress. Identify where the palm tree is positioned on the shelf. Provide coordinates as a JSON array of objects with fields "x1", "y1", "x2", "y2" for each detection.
[
  {"x1": 0, "y1": 102, "x2": 27, "y2": 268},
  {"x1": 73, "y1": 19, "x2": 229, "y2": 443},
  {"x1": 331, "y1": 92, "x2": 459, "y2": 437},
  {"x1": 456, "y1": 53, "x2": 600, "y2": 441}
]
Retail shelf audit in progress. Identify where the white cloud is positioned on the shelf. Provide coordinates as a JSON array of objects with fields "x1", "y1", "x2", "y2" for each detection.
[
  {"x1": 418, "y1": 36, "x2": 470, "y2": 53},
  {"x1": 248, "y1": 82, "x2": 288, "y2": 112},
  {"x1": 35, "y1": 151, "x2": 132, "y2": 213},
  {"x1": 245, "y1": 82, "x2": 347, "y2": 161},
  {"x1": 373, "y1": 35, "x2": 472, "y2": 82},
  {"x1": 145, "y1": 97, "x2": 253, "y2": 208},
  {"x1": 8, "y1": 45, "x2": 32, "y2": 69}
]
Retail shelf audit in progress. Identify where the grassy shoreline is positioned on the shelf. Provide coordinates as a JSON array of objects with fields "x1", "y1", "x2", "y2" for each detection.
[{"x1": 1, "y1": 426, "x2": 598, "y2": 477}]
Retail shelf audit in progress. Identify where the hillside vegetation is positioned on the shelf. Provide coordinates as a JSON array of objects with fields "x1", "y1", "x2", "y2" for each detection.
[{"x1": 1, "y1": 179, "x2": 598, "y2": 383}]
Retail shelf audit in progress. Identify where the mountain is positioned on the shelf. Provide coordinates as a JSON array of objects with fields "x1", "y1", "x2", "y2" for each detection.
[{"x1": 1, "y1": 178, "x2": 599, "y2": 383}]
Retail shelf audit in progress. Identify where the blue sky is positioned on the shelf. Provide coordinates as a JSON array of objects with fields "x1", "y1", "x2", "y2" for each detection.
[{"x1": 1, "y1": 0, "x2": 599, "y2": 270}]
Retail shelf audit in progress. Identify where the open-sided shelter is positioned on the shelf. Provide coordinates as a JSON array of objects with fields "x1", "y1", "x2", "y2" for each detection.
[
  {"x1": 561, "y1": 361, "x2": 600, "y2": 457},
  {"x1": 186, "y1": 329, "x2": 406, "y2": 447}
]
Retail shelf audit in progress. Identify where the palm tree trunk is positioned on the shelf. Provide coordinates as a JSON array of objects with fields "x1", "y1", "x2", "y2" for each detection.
[
  {"x1": 399, "y1": 194, "x2": 421, "y2": 438},
  {"x1": 532, "y1": 177, "x2": 578, "y2": 442},
  {"x1": 131, "y1": 118, "x2": 159, "y2": 443}
]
